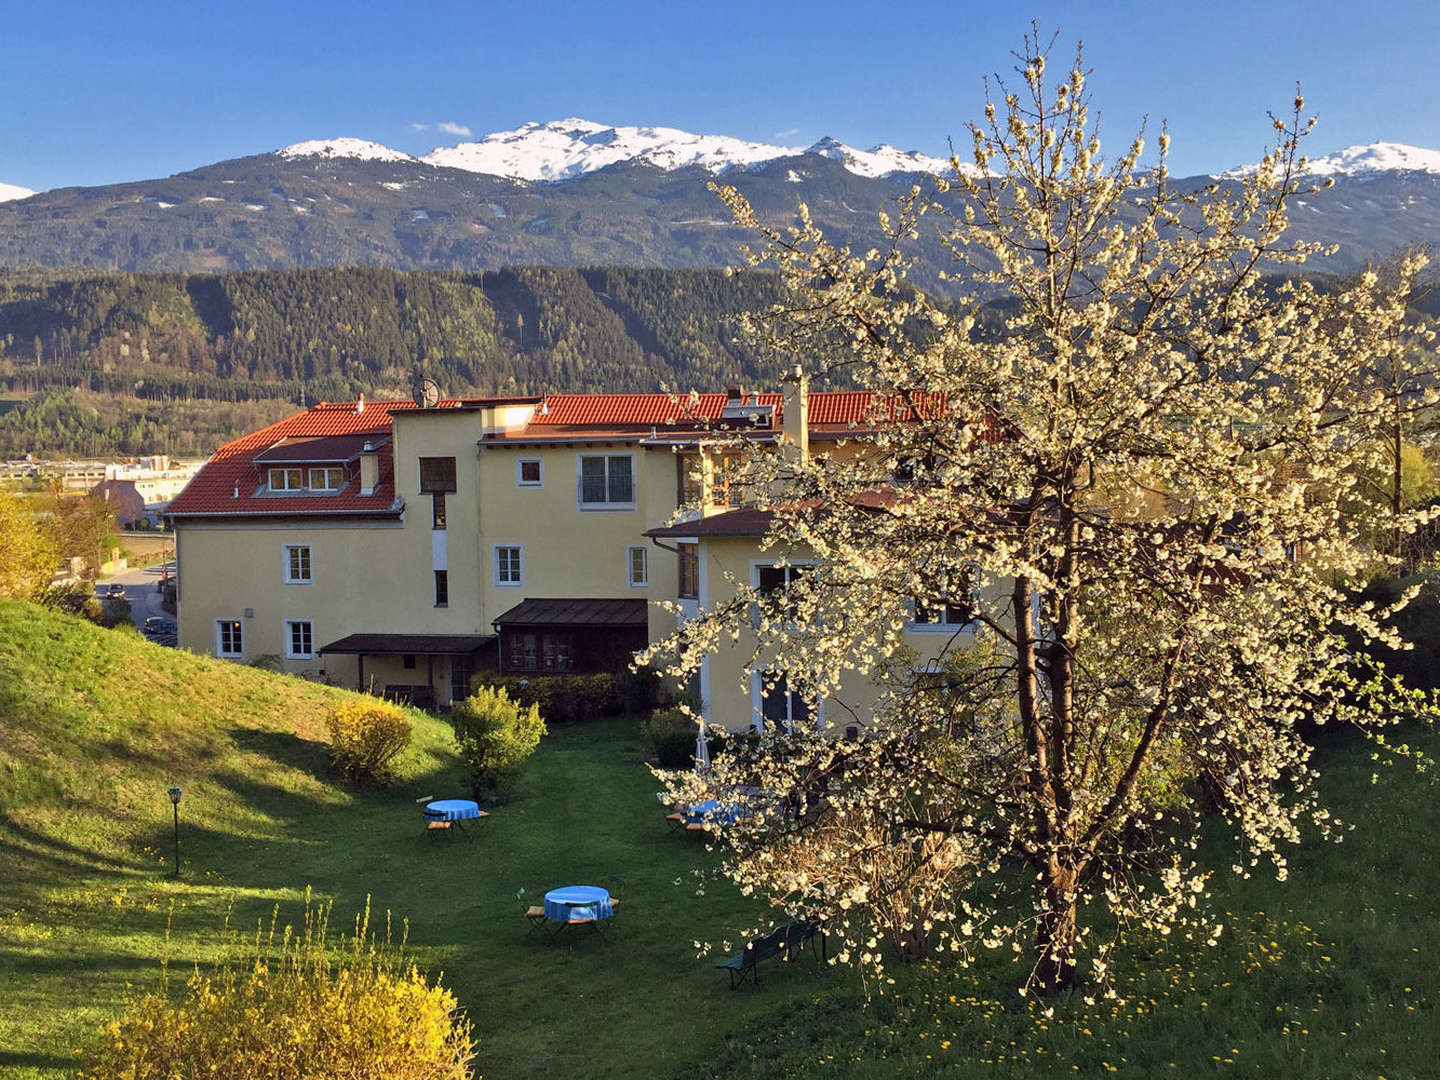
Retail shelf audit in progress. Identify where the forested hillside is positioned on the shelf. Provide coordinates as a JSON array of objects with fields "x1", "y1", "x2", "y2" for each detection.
[{"x1": 0, "y1": 266, "x2": 794, "y2": 456}]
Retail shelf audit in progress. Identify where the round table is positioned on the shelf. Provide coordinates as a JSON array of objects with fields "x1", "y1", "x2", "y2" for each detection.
[
  {"x1": 543, "y1": 885, "x2": 613, "y2": 922},
  {"x1": 424, "y1": 799, "x2": 481, "y2": 822}
]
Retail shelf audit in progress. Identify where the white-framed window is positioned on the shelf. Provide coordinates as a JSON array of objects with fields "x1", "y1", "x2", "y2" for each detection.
[
  {"x1": 751, "y1": 560, "x2": 817, "y2": 626},
  {"x1": 516, "y1": 458, "x2": 544, "y2": 487},
  {"x1": 494, "y1": 544, "x2": 523, "y2": 587},
  {"x1": 308, "y1": 466, "x2": 344, "y2": 491},
  {"x1": 285, "y1": 619, "x2": 314, "y2": 659},
  {"x1": 627, "y1": 545, "x2": 648, "y2": 588},
  {"x1": 577, "y1": 453, "x2": 635, "y2": 509},
  {"x1": 751, "y1": 667, "x2": 822, "y2": 733},
  {"x1": 907, "y1": 567, "x2": 980, "y2": 632},
  {"x1": 268, "y1": 467, "x2": 303, "y2": 491},
  {"x1": 283, "y1": 544, "x2": 312, "y2": 584},
  {"x1": 909, "y1": 601, "x2": 977, "y2": 631},
  {"x1": 215, "y1": 619, "x2": 243, "y2": 658}
]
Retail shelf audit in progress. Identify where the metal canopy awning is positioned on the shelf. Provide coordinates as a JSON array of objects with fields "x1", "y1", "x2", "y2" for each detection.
[
  {"x1": 490, "y1": 597, "x2": 648, "y2": 630},
  {"x1": 318, "y1": 632, "x2": 496, "y2": 656}
]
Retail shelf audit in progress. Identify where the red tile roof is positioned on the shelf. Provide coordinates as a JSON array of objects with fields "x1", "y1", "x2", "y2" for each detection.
[
  {"x1": 170, "y1": 389, "x2": 982, "y2": 517},
  {"x1": 167, "y1": 400, "x2": 414, "y2": 518},
  {"x1": 532, "y1": 392, "x2": 782, "y2": 428}
]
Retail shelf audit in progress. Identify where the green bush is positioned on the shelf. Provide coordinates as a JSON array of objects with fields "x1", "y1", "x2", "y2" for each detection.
[
  {"x1": 451, "y1": 684, "x2": 546, "y2": 800},
  {"x1": 324, "y1": 700, "x2": 413, "y2": 785},
  {"x1": 78, "y1": 896, "x2": 474, "y2": 1080},
  {"x1": 614, "y1": 665, "x2": 671, "y2": 713},
  {"x1": 471, "y1": 672, "x2": 621, "y2": 723},
  {"x1": 645, "y1": 708, "x2": 698, "y2": 769}
]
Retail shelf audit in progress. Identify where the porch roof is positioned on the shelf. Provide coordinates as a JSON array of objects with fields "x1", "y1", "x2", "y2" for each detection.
[
  {"x1": 490, "y1": 597, "x2": 648, "y2": 630},
  {"x1": 318, "y1": 632, "x2": 496, "y2": 656}
]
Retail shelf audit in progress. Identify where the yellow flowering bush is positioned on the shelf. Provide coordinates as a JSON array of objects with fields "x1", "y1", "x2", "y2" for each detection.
[
  {"x1": 79, "y1": 897, "x2": 474, "y2": 1080},
  {"x1": 324, "y1": 700, "x2": 412, "y2": 785}
]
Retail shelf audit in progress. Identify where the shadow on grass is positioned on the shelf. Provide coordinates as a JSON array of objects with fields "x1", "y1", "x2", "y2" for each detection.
[{"x1": 0, "y1": 1050, "x2": 77, "y2": 1071}]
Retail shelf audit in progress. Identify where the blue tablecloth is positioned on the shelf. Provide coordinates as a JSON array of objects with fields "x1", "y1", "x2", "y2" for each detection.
[
  {"x1": 684, "y1": 799, "x2": 741, "y2": 826},
  {"x1": 424, "y1": 799, "x2": 481, "y2": 822},
  {"x1": 543, "y1": 885, "x2": 613, "y2": 922}
]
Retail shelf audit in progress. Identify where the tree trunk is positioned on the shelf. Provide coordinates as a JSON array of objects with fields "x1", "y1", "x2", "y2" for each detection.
[{"x1": 1032, "y1": 860, "x2": 1081, "y2": 995}]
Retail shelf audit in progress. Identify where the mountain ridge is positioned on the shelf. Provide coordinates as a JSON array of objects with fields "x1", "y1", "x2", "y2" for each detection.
[{"x1": 3, "y1": 125, "x2": 1440, "y2": 279}]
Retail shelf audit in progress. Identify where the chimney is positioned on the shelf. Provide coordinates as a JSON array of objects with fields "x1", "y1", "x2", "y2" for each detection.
[
  {"x1": 726, "y1": 385, "x2": 746, "y2": 405},
  {"x1": 780, "y1": 365, "x2": 809, "y2": 462},
  {"x1": 359, "y1": 441, "x2": 379, "y2": 496},
  {"x1": 355, "y1": 394, "x2": 365, "y2": 415}
]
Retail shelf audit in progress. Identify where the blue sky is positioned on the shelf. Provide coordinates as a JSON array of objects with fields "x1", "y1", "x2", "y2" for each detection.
[{"x1": 4, "y1": 0, "x2": 1439, "y2": 191}]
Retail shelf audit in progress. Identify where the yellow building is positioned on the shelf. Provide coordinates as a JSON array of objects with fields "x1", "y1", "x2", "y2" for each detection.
[{"x1": 167, "y1": 380, "x2": 979, "y2": 726}]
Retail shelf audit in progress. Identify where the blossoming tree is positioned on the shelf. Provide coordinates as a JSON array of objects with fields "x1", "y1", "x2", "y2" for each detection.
[{"x1": 645, "y1": 30, "x2": 1437, "y2": 996}]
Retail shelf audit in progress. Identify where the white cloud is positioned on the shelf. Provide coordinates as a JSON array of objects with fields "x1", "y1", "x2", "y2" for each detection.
[
  {"x1": 409, "y1": 122, "x2": 429, "y2": 132},
  {"x1": 437, "y1": 121, "x2": 473, "y2": 137},
  {"x1": 774, "y1": 127, "x2": 800, "y2": 140}
]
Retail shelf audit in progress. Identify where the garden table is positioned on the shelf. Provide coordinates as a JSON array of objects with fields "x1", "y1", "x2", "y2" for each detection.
[
  {"x1": 422, "y1": 799, "x2": 486, "y2": 836},
  {"x1": 543, "y1": 885, "x2": 614, "y2": 922}
]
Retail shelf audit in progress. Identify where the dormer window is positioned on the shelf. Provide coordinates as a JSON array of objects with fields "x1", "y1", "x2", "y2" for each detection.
[
  {"x1": 309, "y1": 466, "x2": 344, "y2": 491},
  {"x1": 269, "y1": 467, "x2": 304, "y2": 491}
]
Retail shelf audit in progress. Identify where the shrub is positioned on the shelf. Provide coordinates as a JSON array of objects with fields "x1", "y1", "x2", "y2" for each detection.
[
  {"x1": 451, "y1": 684, "x2": 546, "y2": 800},
  {"x1": 249, "y1": 653, "x2": 285, "y2": 672},
  {"x1": 645, "y1": 708, "x2": 698, "y2": 769},
  {"x1": 471, "y1": 672, "x2": 620, "y2": 723},
  {"x1": 614, "y1": 665, "x2": 671, "y2": 713},
  {"x1": 325, "y1": 700, "x2": 412, "y2": 785},
  {"x1": 78, "y1": 896, "x2": 474, "y2": 1080}
]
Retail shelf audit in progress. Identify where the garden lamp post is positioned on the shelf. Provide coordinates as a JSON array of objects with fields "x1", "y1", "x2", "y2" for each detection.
[{"x1": 167, "y1": 785, "x2": 182, "y2": 877}]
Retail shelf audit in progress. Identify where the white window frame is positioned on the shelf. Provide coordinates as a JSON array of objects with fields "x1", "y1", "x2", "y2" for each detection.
[
  {"x1": 215, "y1": 618, "x2": 243, "y2": 658},
  {"x1": 749, "y1": 667, "x2": 824, "y2": 734},
  {"x1": 906, "y1": 568, "x2": 981, "y2": 633},
  {"x1": 516, "y1": 458, "x2": 545, "y2": 487},
  {"x1": 907, "y1": 601, "x2": 977, "y2": 633},
  {"x1": 576, "y1": 452, "x2": 637, "y2": 510},
  {"x1": 308, "y1": 466, "x2": 344, "y2": 491},
  {"x1": 493, "y1": 544, "x2": 524, "y2": 588},
  {"x1": 749, "y1": 558, "x2": 818, "y2": 628},
  {"x1": 268, "y1": 467, "x2": 303, "y2": 491},
  {"x1": 627, "y1": 544, "x2": 648, "y2": 588},
  {"x1": 283, "y1": 543, "x2": 312, "y2": 584},
  {"x1": 284, "y1": 619, "x2": 315, "y2": 660}
]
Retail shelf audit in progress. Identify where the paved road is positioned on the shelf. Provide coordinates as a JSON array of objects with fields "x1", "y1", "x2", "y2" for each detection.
[{"x1": 96, "y1": 561, "x2": 177, "y2": 644}]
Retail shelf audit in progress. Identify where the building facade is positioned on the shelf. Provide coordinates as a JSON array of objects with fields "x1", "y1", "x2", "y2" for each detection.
[{"x1": 167, "y1": 381, "x2": 977, "y2": 727}]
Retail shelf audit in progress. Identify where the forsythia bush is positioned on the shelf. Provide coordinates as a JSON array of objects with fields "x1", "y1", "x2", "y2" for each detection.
[
  {"x1": 79, "y1": 897, "x2": 474, "y2": 1080},
  {"x1": 325, "y1": 700, "x2": 412, "y2": 785},
  {"x1": 450, "y1": 684, "x2": 545, "y2": 799}
]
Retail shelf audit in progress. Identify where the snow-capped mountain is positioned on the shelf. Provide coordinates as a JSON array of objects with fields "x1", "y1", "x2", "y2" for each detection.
[
  {"x1": 0, "y1": 181, "x2": 35, "y2": 203},
  {"x1": 1222, "y1": 141, "x2": 1440, "y2": 179},
  {"x1": 804, "y1": 136, "x2": 957, "y2": 178},
  {"x1": 1299, "y1": 142, "x2": 1440, "y2": 177},
  {"x1": 6, "y1": 132, "x2": 1440, "y2": 279},
  {"x1": 276, "y1": 118, "x2": 960, "y2": 183},
  {"x1": 421, "y1": 118, "x2": 804, "y2": 181},
  {"x1": 276, "y1": 137, "x2": 417, "y2": 163}
]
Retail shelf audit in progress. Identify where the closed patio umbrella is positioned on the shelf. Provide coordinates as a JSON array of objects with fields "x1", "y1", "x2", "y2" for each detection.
[{"x1": 694, "y1": 718, "x2": 710, "y2": 773}]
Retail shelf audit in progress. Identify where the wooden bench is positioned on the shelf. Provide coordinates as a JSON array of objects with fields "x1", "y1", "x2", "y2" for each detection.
[
  {"x1": 425, "y1": 820, "x2": 452, "y2": 840},
  {"x1": 715, "y1": 921, "x2": 825, "y2": 989}
]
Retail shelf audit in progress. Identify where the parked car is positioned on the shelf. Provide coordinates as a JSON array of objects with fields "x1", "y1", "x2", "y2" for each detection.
[
  {"x1": 105, "y1": 584, "x2": 127, "y2": 599},
  {"x1": 143, "y1": 617, "x2": 177, "y2": 635}
]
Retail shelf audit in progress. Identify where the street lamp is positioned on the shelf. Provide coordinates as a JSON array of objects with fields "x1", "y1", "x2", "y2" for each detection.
[{"x1": 167, "y1": 785, "x2": 182, "y2": 878}]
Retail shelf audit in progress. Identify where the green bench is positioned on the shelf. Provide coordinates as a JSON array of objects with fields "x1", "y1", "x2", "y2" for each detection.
[{"x1": 716, "y1": 921, "x2": 826, "y2": 989}]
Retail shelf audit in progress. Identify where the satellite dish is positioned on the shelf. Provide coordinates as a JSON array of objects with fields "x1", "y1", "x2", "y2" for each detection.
[{"x1": 415, "y1": 376, "x2": 440, "y2": 408}]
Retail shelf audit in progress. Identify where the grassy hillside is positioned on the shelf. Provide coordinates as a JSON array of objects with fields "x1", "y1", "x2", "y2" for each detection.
[{"x1": 1, "y1": 599, "x2": 1436, "y2": 1079}]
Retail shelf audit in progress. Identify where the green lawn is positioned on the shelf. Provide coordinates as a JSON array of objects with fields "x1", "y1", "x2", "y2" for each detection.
[{"x1": 1, "y1": 599, "x2": 1436, "y2": 1078}]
